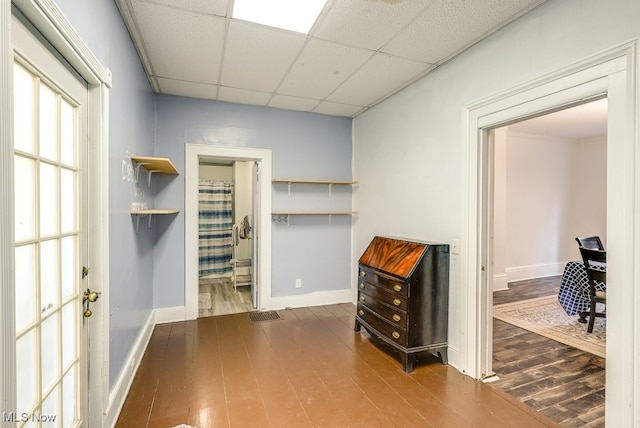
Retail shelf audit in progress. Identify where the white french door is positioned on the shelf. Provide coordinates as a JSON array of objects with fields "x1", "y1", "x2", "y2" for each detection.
[{"x1": 13, "y1": 13, "x2": 89, "y2": 427}]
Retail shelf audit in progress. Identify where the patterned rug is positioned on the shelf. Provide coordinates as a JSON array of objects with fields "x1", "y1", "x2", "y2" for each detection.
[{"x1": 493, "y1": 295, "x2": 605, "y2": 358}]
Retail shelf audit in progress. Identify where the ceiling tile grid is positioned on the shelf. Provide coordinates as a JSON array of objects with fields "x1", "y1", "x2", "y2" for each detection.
[
  {"x1": 221, "y1": 20, "x2": 307, "y2": 93},
  {"x1": 116, "y1": 0, "x2": 547, "y2": 117}
]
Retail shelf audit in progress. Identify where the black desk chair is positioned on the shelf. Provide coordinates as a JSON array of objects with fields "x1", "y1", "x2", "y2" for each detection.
[
  {"x1": 575, "y1": 236, "x2": 605, "y2": 250},
  {"x1": 578, "y1": 247, "x2": 607, "y2": 333}
]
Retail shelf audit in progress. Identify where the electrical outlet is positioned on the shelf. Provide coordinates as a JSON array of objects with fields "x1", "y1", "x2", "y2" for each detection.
[{"x1": 295, "y1": 278, "x2": 302, "y2": 288}]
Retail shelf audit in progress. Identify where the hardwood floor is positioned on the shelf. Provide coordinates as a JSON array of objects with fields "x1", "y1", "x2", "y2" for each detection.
[
  {"x1": 116, "y1": 303, "x2": 560, "y2": 427},
  {"x1": 492, "y1": 277, "x2": 605, "y2": 427}
]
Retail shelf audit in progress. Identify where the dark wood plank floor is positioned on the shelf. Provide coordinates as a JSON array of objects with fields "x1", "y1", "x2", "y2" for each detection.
[
  {"x1": 116, "y1": 303, "x2": 560, "y2": 427},
  {"x1": 492, "y1": 277, "x2": 605, "y2": 427}
]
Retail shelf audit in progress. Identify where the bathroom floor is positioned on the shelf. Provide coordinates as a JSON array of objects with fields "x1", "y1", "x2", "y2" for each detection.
[{"x1": 198, "y1": 275, "x2": 253, "y2": 317}]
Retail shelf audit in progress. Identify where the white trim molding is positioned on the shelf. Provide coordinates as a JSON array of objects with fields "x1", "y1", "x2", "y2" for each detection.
[
  {"x1": 463, "y1": 42, "x2": 637, "y2": 426},
  {"x1": 1, "y1": 0, "x2": 15, "y2": 418}
]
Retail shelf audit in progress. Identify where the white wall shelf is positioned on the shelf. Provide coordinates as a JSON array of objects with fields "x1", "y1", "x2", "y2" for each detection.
[
  {"x1": 272, "y1": 178, "x2": 357, "y2": 196},
  {"x1": 272, "y1": 178, "x2": 357, "y2": 224},
  {"x1": 271, "y1": 211, "x2": 357, "y2": 225}
]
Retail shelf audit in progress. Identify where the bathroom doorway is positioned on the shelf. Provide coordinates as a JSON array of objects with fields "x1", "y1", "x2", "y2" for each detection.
[
  {"x1": 184, "y1": 144, "x2": 273, "y2": 320},
  {"x1": 197, "y1": 159, "x2": 256, "y2": 317}
]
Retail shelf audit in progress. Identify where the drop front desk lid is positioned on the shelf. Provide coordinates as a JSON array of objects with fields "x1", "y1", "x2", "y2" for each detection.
[{"x1": 359, "y1": 236, "x2": 431, "y2": 280}]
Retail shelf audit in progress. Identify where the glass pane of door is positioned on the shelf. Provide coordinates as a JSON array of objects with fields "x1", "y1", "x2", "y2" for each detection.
[{"x1": 13, "y1": 57, "x2": 83, "y2": 427}]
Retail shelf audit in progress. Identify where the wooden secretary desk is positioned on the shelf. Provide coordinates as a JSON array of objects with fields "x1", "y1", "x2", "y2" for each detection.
[{"x1": 354, "y1": 236, "x2": 450, "y2": 372}]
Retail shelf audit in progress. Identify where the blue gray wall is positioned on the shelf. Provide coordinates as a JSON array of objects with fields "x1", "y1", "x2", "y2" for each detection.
[
  {"x1": 152, "y1": 95, "x2": 353, "y2": 306},
  {"x1": 53, "y1": 0, "x2": 156, "y2": 388}
]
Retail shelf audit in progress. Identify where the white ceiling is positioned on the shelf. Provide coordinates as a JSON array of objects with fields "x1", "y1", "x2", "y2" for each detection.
[
  {"x1": 115, "y1": 0, "x2": 547, "y2": 117},
  {"x1": 508, "y1": 98, "x2": 608, "y2": 140}
]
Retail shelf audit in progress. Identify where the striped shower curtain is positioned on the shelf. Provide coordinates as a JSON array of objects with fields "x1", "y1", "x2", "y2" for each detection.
[{"x1": 198, "y1": 180, "x2": 233, "y2": 277}]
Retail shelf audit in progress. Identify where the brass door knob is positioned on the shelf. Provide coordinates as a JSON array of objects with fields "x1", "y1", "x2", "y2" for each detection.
[{"x1": 83, "y1": 290, "x2": 99, "y2": 302}]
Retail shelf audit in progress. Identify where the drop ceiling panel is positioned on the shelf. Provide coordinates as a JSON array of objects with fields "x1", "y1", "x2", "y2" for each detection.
[
  {"x1": 131, "y1": 1, "x2": 225, "y2": 83},
  {"x1": 328, "y1": 53, "x2": 433, "y2": 106},
  {"x1": 313, "y1": 0, "x2": 433, "y2": 50},
  {"x1": 383, "y1": 0, "x2": 544, "y2": 63},
  {"x1": 278, "y1": 39, "x2": 374, "y2": 99},
  {"x1": 218, "y1": 86, "x2": 271, "y2": 106},
  {"x1": 269, "y1": 94, "x2": 321, "y2": 112},
  {"x1": 313, "y1": 101, "x2": 364, "y2": 117},
  {"x1": 157, "y1": 77, "x2": 218, "y2": 100},
  {"x1": 148, "y1": 0, "x2": 230, "y2": 16},
  {"x1": 221, "y1": 20, "x2": 307, "y2": 93}
]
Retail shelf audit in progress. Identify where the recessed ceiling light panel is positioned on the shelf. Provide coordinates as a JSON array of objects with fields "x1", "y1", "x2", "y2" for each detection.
[{"x1": 232, "y1": 0, "x2": 327, "y2": 34}]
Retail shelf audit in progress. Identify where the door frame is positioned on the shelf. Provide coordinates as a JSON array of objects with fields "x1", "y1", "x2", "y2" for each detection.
[
  {"x1": 185, "y1": 143, "x2": 272, "y2": 319},
  {"x1": 463, "y1": 42, "x2": 637, "y2": 426},
  {"x1": 1, "y1": 0, "x2": 111, "y2": 424}
]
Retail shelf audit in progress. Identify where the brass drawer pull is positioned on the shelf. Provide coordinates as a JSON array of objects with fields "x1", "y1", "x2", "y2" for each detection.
[
  {"x1": 360, "y1": 271, "x2": 366, "y2": 277},
  {"x1": 392, "y1": 314, "x2": 401, "y2": 322},
  {"x1": 392, "y1": 331, "x2": 400, "y2": 339},
  {"x1": 393, "y1": 284, "x2": 402, "y2": 292},
  {"x1": 358, "y1": 310, "x2": 364, "y2": 316},
  {"x1": 359, "y1": 283, "x2": 365, "y2": 289},
  {"x1": 393, "y1": 298, "x2": 401, "y2": 306},
  {"x1": 360, "y1": 295, "x2": 366, "y2": 302}
]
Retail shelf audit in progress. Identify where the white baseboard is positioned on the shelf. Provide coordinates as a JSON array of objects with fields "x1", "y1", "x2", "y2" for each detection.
[
  {"x1": 105, "y1": 311, "x2": 155, "y2": 428},
  {"x1": 270, "y1": 289, "x2": 353, "y2": 310},
  {"x1": 505, "y1": 262, "x2": 566, "y2": 283},
  {"x1": 154, "y1": 306, "x2": 187, "y2": 324},
  {"x1": 492, "y1": 273, "x2": 509, "y2": 291}
]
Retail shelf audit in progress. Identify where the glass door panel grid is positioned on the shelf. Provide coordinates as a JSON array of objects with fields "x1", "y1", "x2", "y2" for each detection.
[{"x1": 13, "y1": 59, "x2": 81, "y2": 428}]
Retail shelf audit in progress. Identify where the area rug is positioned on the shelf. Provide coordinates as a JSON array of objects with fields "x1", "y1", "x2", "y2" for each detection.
[{"x1": 493, "y1": 295, "x2": 605, "y2": 358}]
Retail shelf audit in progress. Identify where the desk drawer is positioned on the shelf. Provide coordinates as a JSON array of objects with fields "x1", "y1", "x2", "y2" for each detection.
[
  {"x1": 358, "y1": 265, "x2": 408, "y2": 298},
  {"x1": 357, "y1": 282, "x2": 407, "y2": 311},
  {"x1": 357, "y1": 304, "x2": 407, "y2": 347},
  {"x1": 357, "y1": 293, "x2": 407, "y2": 329}
]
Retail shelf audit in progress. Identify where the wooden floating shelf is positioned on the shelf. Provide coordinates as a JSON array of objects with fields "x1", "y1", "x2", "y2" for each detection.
[
  {"x1": 131, "y1": 155, "x2": 179, "y2": 186},
  {"x1": 130, "y1": 209, "x2": 179, "y2": 231},
  {"x1": 131, "y1": 209, "x2": 179, "y2": 215}
]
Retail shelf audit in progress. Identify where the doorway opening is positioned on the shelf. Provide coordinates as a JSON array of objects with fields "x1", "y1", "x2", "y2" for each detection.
[
  {"x1": 465, "y1": 45, "x2": 636, "y2": 425},
  {"x1": 487, "y1": 98, "x2": 607, "y2": 425},
  {"x1": 197, "y1": 158, "x2": 256, "y2": 317},
  {"x1": 184, "y1": 144, "x2": 272, "y2": 320}
]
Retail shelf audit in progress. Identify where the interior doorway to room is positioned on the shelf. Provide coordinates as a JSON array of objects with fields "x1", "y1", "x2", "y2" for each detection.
[
  {"x1": 487, "y1": 98, "x2": 608, "y2": 425},
  {"x1": 197, "y1": 158, "x2": 257, "y2": 317},
  {"x1": 184, "y1": 143, "x2": 272, "y2": 320}
]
